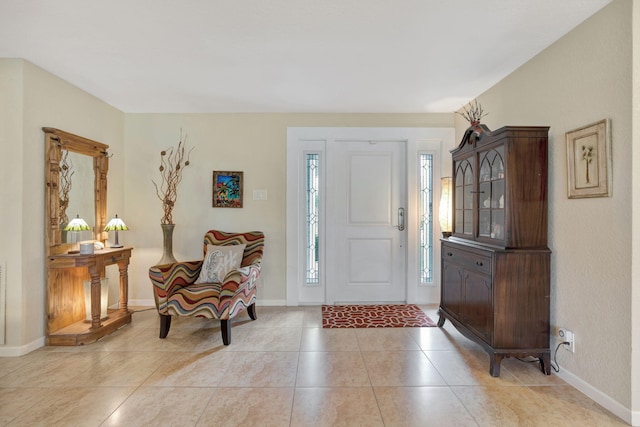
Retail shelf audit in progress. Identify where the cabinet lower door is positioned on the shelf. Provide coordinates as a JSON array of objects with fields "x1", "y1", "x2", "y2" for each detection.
[
  {"x1": 441, "y1": 262, "x2": 463, "y2": 320},
  {"x1": 462, "y1": 270, "x2": 493, "y2": 344}
]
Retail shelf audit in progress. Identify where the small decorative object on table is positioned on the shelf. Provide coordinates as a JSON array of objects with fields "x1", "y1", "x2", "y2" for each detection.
[{"x1": 79, "y1": 243, "x2": 94, "y2": 254}]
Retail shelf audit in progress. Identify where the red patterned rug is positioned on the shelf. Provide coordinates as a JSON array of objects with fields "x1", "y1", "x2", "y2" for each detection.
[{"x1": 322, "y1": 304, "x2": 436, "y2": 328}]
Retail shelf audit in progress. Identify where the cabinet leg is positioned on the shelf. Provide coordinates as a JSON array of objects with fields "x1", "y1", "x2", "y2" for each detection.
[
  {"x1": 539, "y1": 353, "x2": 551, "y2": 375},
  {"x1": 438, "y1": 308, "x2": 447, "y2": 328},
  {"x1": 490, "y1": 354, "x2": 504, "y2": 377}
]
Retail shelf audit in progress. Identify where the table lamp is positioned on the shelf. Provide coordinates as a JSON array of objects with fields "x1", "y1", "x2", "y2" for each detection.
[
  {"x1": 438, "y1": 177, "x2": 453, "y2": 238},
  {"x1": 104, "y1": 214, "x2": 128, "y2": 248},
  {"x1": 64, "y1": 214, "x2": 91, "y2": 242}
]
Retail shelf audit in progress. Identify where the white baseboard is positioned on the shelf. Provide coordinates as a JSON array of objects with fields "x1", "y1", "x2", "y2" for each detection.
[
  {"x1": 555, "y1": 368, "x2": 637, "y2": 426},
  {"x1": 0, "y1": 336, "x2": 45, "y2": 357},
  {"x1": 257, "y1": 299, "x2": 286, "y2": 306},
  {"x1": 127, "y1": 299, "x2": 155, "y2": 307}
]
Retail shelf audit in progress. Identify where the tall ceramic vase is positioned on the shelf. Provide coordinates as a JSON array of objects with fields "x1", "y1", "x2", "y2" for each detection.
[{"x1": 158, "y1": 223, "x2": 177, "y2": 265}]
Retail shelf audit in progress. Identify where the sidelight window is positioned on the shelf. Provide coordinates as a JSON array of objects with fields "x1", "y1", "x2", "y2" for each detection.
[
  {"x1": 419, "y1": 153, "x2": 434, "y2": 284},
  {"x1": 305, "y1": 153, "x2": 320, "y2": 285}
]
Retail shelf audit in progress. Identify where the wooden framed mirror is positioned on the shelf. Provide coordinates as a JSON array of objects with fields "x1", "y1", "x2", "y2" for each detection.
[
  {"x1": 44, "y1": 127, "x2": 109, "y2": 256},
  {"x1": 44, "y1": 128, "x2": 132, "y2": 345}
]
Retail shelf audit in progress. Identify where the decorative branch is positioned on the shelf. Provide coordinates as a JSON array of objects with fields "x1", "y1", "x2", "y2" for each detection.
[
  {"x1": 152, "y1": 130, "x2": 194, "y2": 224},
  {"x1": 59, "y1": 150, "x2": 74, "y2": 227},
  {"x1": 457, "y1": 99, "x2": 488, "y2": 125}
]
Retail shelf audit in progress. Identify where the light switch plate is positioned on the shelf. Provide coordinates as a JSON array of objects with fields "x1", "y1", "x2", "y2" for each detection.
[{"x1": 253, "y1": 189, "x2": 268, "y2": 201}]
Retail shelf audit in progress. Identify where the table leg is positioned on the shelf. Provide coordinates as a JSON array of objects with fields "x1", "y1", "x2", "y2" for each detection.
[
  {"x1": 88, "y1": 266, "x2": 102, "y2": 330},
  {"x1": 117, "y1": 259, "x2": 129, "y2": 312}
]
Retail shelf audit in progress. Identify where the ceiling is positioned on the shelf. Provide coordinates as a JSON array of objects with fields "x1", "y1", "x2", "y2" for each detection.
[{"x1": 0, "y1": 0, "x2": 611, "y2": 113}]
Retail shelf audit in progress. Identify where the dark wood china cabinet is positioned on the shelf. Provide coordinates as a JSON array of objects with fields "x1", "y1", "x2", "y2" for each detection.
[{"x1": 438, "y1": 124, "x2": 551, "y2": 377}]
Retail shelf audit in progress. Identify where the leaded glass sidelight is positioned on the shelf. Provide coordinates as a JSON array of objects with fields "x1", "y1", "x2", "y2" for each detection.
[
  {"x1": 305, "y1": 153, "x2": 320, "y2": 285},
  {"x1": 419, "y1": 153, "x2": 434, "y2": 284}
]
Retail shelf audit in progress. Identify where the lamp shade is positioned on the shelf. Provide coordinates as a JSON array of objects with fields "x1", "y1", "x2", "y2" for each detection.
[
  {"x1": 104, "y1": 214, "x2": 128, "y2": 232},
  {"x1": 438, "y1": 177, "x2": 453, "y2": 236},
  {"x1": 64, "y1": 214, "x2": 90, "y2": 231}
]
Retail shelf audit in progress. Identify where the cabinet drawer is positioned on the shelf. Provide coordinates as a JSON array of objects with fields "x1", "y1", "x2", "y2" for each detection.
[{"x1": 442, "y1": 245, "x2": 492, "y2": 275}]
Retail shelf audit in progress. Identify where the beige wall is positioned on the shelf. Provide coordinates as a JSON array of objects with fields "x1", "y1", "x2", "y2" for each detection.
[
  {"x1": 458, "y1": 0, "x2": 633, "y2": 413},
  {"x1": 0, "y1": 59, "x2": 124, "y2": 352},
  {"x1": 0, "y1": 59, "x2": 25, "y2": 347},
  {"x1": 632, "y1": 0, "x2": 640, "y2": 417},
  {"x1": 123, "y1": 113, "x2": 453, "y2": 305}
]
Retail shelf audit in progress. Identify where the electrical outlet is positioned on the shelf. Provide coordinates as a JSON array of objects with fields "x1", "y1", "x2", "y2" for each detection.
[{"x1": 558, "y1": 327, "x2": 575, "y2": 353}]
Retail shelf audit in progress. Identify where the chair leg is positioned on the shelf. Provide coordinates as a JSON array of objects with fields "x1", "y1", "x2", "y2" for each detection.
[
  {"x1": 221, "y1": 319, "x2": 231, "y2": 345},
  {"x1": 159, "y1": 314, "x2": 172, "y2": 339},
  {"x1": 247, "y1": 303, "x2": 257, "y2": 320}
]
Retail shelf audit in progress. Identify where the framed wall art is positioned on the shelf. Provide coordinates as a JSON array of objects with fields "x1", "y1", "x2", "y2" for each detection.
[
  {"x1": 212, "y1": 171, "x2": 243, "y2": 208},
  {"x1": 565, "y1": 119, "x2": 611, "y2": 199}
]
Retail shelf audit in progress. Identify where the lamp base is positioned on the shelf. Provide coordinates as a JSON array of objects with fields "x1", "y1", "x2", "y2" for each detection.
[{"x1": 110, "y1": 230, "x2": 123, "y2": 248}]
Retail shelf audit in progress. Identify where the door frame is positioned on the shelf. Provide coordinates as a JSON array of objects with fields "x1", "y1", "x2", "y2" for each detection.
[{"x1": 286, "y1": 127, "x2": 455, "y2": 306}]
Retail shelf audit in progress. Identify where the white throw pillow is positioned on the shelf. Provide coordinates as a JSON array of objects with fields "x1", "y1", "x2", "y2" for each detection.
[{"x1": 195, "y1": 244, "x2": 246, "y2": 284}]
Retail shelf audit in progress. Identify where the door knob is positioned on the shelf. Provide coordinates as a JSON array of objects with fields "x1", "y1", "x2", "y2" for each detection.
[{"x1": 398, "y1": 208, "x2": 405, "y2": 231}]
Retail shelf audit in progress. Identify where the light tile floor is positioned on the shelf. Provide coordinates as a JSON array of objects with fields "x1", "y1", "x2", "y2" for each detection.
[{"x1": 0, "y1": 305, "x2": 629, "y2": 426}]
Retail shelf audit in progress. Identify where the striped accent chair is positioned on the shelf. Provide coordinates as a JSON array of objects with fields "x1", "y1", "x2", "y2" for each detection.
[{"x1": 149, "y1": 230, "x2": 264, "y2": 345}]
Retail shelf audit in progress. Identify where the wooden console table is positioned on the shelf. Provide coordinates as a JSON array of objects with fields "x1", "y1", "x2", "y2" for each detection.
[{"x1": 46, "y1": 247, "x2": 133, "y2": 346}]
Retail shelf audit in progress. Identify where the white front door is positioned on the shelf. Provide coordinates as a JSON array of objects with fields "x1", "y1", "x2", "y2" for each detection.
[
  {"x1": 286, "y1": 127, "x2": 455, "y2": 306},
  {"x1": 326, "y1": 139, "x2": 406, "y2": 303}
]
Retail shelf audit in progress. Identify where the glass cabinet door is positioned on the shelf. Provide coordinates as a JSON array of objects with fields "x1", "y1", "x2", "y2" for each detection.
[
  {"x1": 477, "y1": 147, "x2": 505, "y2": 240},
  {"x1": 454, "y1": 158, "x2": 474, "y2": 235}
]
